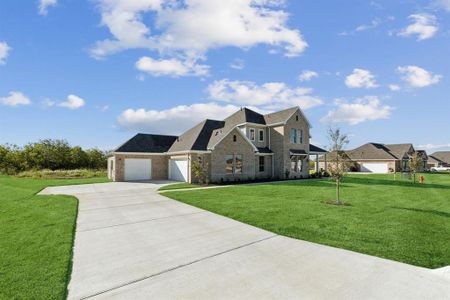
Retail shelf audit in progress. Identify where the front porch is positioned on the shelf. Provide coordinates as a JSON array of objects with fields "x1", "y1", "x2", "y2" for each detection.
[{"x1": 309, "y1": 144, "x2": 329, "y2": 173}]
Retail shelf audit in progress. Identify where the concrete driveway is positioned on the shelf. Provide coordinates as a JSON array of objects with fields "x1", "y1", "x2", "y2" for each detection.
[{"x1": 40, "y1": 182, "x2": 450, "y2": 300}]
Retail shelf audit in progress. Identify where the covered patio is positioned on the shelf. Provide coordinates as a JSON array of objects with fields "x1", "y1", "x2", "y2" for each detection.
[{"x1": 309, "y1": 144, "x2": 329, "y2": 173}]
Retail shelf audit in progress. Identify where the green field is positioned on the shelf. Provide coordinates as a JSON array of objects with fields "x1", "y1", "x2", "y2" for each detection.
[
  {"x1": 165, "y1": 173, "x2": 450, "y2": 268},
  {"x1": 0, "y1": 175, "x2": 109, "y2": 299}
]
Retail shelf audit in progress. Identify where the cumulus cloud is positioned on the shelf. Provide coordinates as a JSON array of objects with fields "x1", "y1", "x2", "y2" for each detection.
[
  {"x1": 207, "y1": 79, "x2": 323, "y2": 110},
  {"x1": 91, "y1": 0, "x2": 307, "y2": 75},
  {"x1": 417, "y1": 143, "x2": 450, "y2": 150},
  {"x1": 345, "y1": 68, "x2": 378, "y2": 89},
  {"x1": 0, "y1": 91, "x2": 32, "y2": 107},
  {"x1": 321, "y1": 96, "x2": 393, "y2": 125},
  {"x1": 58, "y1": 94, "x2": 86, "y2": 110},
  {"x1": 135, "y1": 56, "x2": 209, "y2": 77},
  {"x1": 398, "y1": 14, "x2": 438, "y2": 41},
  {"x1": 298, "y1": 70, "x2": 319, "y2": 82},
  {"x1": 0, "y1": 41, "x2": 11, "y2": 65},
  {"x1": 117, "y1": 102, "x2": 240, "y2": 134},
  {"x1": 38, "y1": 0, "x2": 57, "y2": 16},
  {"x1": 397, "y1": 65, "x2": 442, "y2": 88},
  {"x1": 389, "y1": 84, "x2": 401, "y2": 91}
]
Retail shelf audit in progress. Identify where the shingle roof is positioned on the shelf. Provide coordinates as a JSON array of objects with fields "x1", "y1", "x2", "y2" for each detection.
[
  {"x1": 384, "y1": 143, "x2": 414, "y2": 159},
  {"x1": 115, "y1": 133, "x2": 177, "y2": 153},
  {"x1": 427, "y1": 155, "x2": 444, "y2": 164},
  {"x1": 309, "y1": 144, "x2": 328, "y2": 153},
  {"x1": 430, "y1": 151, "x2": 450, "y2": 163},
  {"x1": 290, "y1": 149, "x2": 308, "y2": 155},
  {"x1": 256, "y1": 147, "x2": 273, "y2": 154},
  {"x1": 168, "y1": 119, "x2": 225, "y2": 152},
  {"x1": 264, "y1": 107, "x2": 298, "y2": 125}
]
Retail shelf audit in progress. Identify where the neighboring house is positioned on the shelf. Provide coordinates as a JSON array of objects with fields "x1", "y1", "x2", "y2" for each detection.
[
  {"x1": 428, "y1": 151, "x2": 450, "y2": 168},
  {"x1": 319, "y1": 143, "x2": 427, "y2": 173},
  {"x1": 108, "y1": 106, "x2": 327, "y2": 183}
]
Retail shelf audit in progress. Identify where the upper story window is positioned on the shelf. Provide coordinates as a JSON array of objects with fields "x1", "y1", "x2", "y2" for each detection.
[
  {"x1": 297, "y1": 129, "x2": 303, "y2": 144},
  {"x1": 290, "y1": 128, "x2": 297, "y2": 144},
  {"x1": 258, "y1": 129, "x2": 264, "y2": 142},
  {"x1": 233, "y1": 135, "x2": 237, "y2": 142},
  {"x1": 249, "y1": 128, "x2": 255, "y2": 141},
  {"x1": 290, "y1": 128, "x2": 304, "y2": 144},
  {"x1": 296, "y1": 115, "x2": 299, "y2": 121}
]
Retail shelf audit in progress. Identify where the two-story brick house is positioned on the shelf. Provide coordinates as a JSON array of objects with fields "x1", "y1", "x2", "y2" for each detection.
[{"x1": 108, "y1": 106, "x2": 326, "y2": 183}]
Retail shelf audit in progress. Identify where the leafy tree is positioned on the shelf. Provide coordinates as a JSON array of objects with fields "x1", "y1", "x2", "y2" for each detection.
[
  {"x1": 327, "y1": 128, "x2": 350, "y2": 205},
  {"x1": 409, "y1": 152, "x2": 423, "y2": 183}
]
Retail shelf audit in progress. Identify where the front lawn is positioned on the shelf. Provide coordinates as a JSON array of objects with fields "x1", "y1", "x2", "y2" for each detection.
[
  {"x1": 165, "y1": 173, "x2": 450, "y2": 268},
  {"x1": 158, "y1": 182, "x2": 201, "y2": 191},
  {"x1": 0, "y1": 175, "x2": 109, "y2": 299}
]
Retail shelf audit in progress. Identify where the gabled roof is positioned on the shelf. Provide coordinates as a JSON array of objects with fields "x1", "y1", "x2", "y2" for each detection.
[
  {"x1": 115, "y1": 133, "x2": 177, "y2": 153},
  {"x1": 428, "y1": 155, "x2": 445, "y2": 164},
  {"x1": 430, "y1": 151, "x2": 450, "y2": 163},
  {"x1": 168, "y1": 119, "x2": 225, "y2": 152},
  {"x1": 347, "y1": 143, "x2": 398, "y2": 160},
  {"x1": 224, "y1": 107, "x2": 266, "y2": 126},
  {"x1": 264, "y1": 107, "x2": 298, "y2": 125},
  {"x1": 384, "y1": 143, "x2": 414, "y2": 159}
]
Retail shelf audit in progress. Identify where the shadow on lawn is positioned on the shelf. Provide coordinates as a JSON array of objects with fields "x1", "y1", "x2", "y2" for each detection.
[
  {"x1": 391, "y1": 207, "x2": 450, "y2": 218},
  {"x1": 267, "y1": 176, "x2": 450, "y2": 190}
]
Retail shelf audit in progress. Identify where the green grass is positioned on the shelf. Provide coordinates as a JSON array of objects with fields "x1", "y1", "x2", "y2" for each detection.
[
  {"x1": 0, "y1": 175, "x2": 109, "y2": 299},
  {"x1": 165, "y1": 173, "x2": 450, "y2": 269},
  {"x1": 158, "y1": 182, "x2": 201, "y2": 191}
]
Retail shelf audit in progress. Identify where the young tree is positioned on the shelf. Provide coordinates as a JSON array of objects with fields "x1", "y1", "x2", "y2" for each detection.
[
  {"x1": 327, "y1": 128, "x2": 350, "y2": 205},
  {"x1": 191, "y1": 159, "x2": 209, "y2": 185},
  {"x1": 409, "y1": 152, "x2": 422, "y2": 183}
]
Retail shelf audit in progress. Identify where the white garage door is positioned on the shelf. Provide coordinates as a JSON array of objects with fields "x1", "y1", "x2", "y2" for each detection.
[
  {"x1": 169, "y1": 159, "x2": 188, "y2": 182},
  {"x1": 124, "y1": 158, "x2": 152, "y2": 181},
  {"x1": 361, "y1": 162, "x2": 388, "y2": 173}
]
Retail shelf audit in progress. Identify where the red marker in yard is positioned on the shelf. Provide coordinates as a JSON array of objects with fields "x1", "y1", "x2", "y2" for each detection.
[{"x1": 420, "y1": 176, "x2": 424, "y2": 184}]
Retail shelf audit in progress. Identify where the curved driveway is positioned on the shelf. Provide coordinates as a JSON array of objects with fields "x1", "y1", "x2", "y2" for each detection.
[{"x1": 40, "y1": 182, "x2": 450, "y2": 300}]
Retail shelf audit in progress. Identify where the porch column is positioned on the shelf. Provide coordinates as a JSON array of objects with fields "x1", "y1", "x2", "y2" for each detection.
[
  {"x1": 324, "y1": 154, "x2": 328, "y2": 172},
  {"x1": 316, "y1": 154, "x2": 319, "y2": 173}
]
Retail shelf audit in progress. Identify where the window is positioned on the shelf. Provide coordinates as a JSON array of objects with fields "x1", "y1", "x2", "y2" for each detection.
[
  {"x1": 296, "y1": 115, "x2": 299, "y2": 121},
  {"x1": 259, "y1": 156, "x2": 265, "y2": 172},
  {"x1": 297, "y1": 129, "x2": 303, "y2": 144},
  {"x1": 233, "y1": 135, "x2": 237, "y2": 142},
  {"x1": 249, "y1": 128, "x2": 255, "y2": 141},
  {"x1": 290, "y1": 128, "x2": 296, "y2": 144},
  {"x1": 225, "y1": 154, "x2": 243, "y2": 174},
  {"x1": 235, "y1": 155, "x2": 243, "y2": 174},
  {"x1": 225, "y1": 155, "x2": 234, "y2": 174},
  {"x1": 258, "y1": 129, "x2": 264, "y2": 142}
]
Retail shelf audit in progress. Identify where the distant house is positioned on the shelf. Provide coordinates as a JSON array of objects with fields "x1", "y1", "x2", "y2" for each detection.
[
  {"x1": 428, "y1": 151, "x2": 450, "y2": 168},
  {"x1": 320, "y1": 143, "x2": 427, "y2": 173},
  {"x1": 108, "y1": 106, "x2": 328, "y2": 183}
]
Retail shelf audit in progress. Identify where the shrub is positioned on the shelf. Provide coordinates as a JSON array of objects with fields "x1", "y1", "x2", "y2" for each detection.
[{"x1": 16, "y1": 169, "x2": 107, "y2": 179}]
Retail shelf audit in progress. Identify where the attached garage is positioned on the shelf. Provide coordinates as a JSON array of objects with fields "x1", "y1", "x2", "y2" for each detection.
[
  {"x1": 360, "y1": 162, "x2": 388, "y2": 173},
  {"x1": 169, "y1": 159, "x2": 188, "y2": 182},
  {"x1": 124, "y1": 158, "x2": 152, "y2": 181}
]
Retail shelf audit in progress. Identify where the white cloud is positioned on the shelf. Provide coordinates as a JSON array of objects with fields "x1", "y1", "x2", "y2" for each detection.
[
  {"x1": 207, "y1": 79, "x2": 323, "y2": 110},
  {"x1": 298, "y1": 70, "x2": 319, "y2": 82},
  {"x1": 0, "y1": 91, "x2": 31, "y2": 107},
  {"x1": 321, "y1": 96, "x2": 393, "y2": 125},
  {"x1": 91, "y1": 0, "x2": 307, "y2": 72},
  {"x1": 417, "y1": 143, "x2": 450, "y2": 150},
  {"x1": 117, "y1": 102, "x2": 240, "y2": 134},
  {"x1": 0, "y1": 41, "x2": 11, "y2": 65},
  {"x1": 398, "y1": 14, "x2": 438, "y2": 41},
  {"x1": 397, "y1": 65, "x2": 442, "y2": 88},
  {"x1": 345, "y1": 68, "x2": 378, "y2": 89},
  {"x1": 339, "y1": 18, "x2": 381, "y2": 36},
  {"x1": 229, "y1": 59, "x2": 245, "y2": 70},
  {"x1": 41, "y1": 98, "x2": 56, "y2": 107},
  {"x1": 389, "y1": 84, "x2": 401, "y2": 91},
  {"x1": 58, "y1": 94, "x2": 86, "y2": 110},
  {"x1": 433, "y1": 0, "x2": 450, "y2": 12},
  {"x1": 38, "y1": 0, "x2": 57, "y2": 16},
  {"x1": 135, "y1": 56, "x2": 209, "y2": 77}
]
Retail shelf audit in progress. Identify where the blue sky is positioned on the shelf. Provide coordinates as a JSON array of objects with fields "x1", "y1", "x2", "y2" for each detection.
[{"x1": 0, "y1": 0, "x2": 449, "y2": 152}]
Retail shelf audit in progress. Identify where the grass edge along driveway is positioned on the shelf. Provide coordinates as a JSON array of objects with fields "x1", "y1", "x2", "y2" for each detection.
[
  {"x1": 164, "y1": 173, "x2": 450, "y2": 269},
  {"x1": 0, "y1": 175, "x2": 109, "y2": 300}
]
